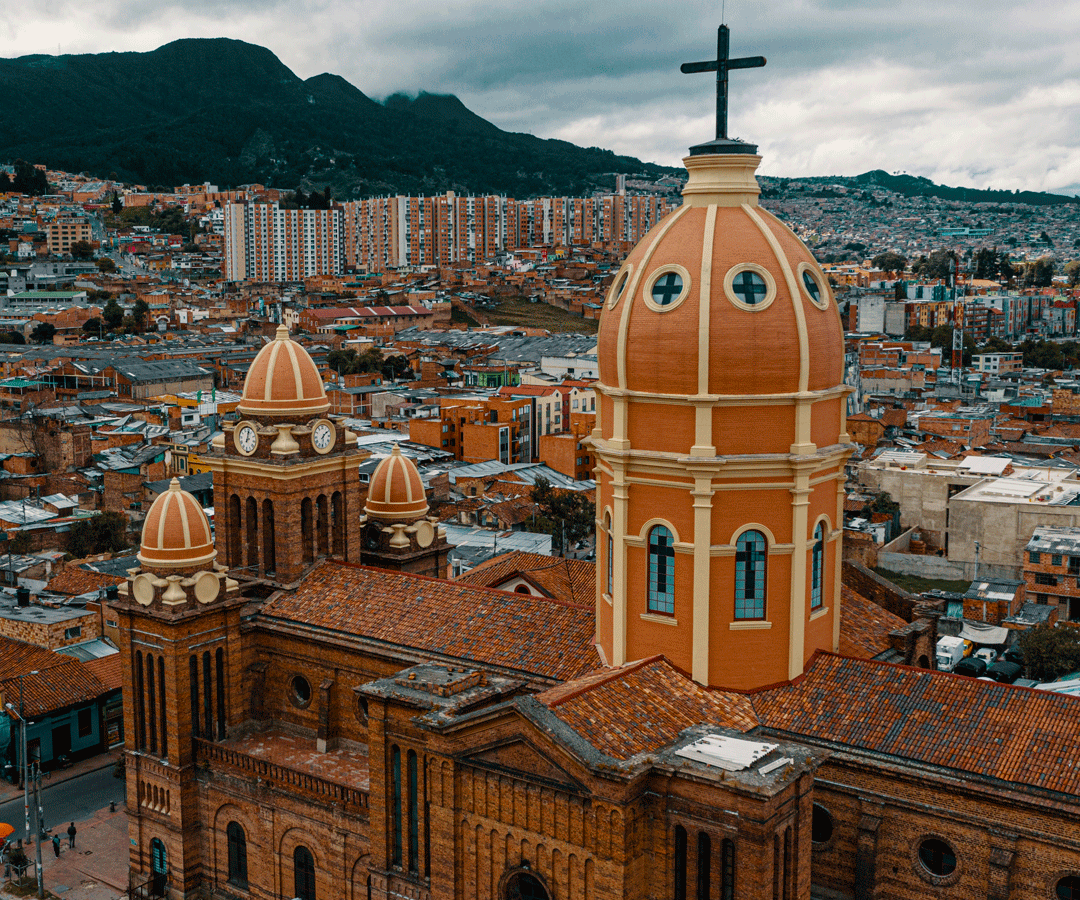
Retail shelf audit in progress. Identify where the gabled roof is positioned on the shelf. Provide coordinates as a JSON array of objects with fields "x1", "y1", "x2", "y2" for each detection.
[
  {"x1": 752, "y1": 652, "x2": 1080, "y2": 796},
  {"x1": 539, "y1": 657, "x2": 758, "y2": 761},
  {"x1": 259, "y1": 561, "x2": 600, "y2": 683},
  {"x1": 46, "y1": 567, "x2": 124, "y2": 596},
  {"x1": 458, "y1": 550, "x2": 595, "y2": 605},
  {"x1": 838, "y1": 585, "x2": 905, "y2": 660},
  {"x1": 0, "y1": 637, "x2": 106, "y2": 716}
]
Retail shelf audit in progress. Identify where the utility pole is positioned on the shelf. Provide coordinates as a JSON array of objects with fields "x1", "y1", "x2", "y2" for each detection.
[{"x1": 32, "y1": 762, "x2": 43, "y2": 899}]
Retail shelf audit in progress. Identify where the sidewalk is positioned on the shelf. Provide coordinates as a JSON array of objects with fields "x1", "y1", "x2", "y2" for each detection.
[
  {"x1": 3, "y1": 803, "x2": 128, "y2": 900},
  {"x1": 0, "y1": 750, "x2": 122, "y2": 805}
]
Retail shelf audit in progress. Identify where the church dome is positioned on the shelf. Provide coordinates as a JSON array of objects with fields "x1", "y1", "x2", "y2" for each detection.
[
  {"x1": 138, "y1": 478, "x2": 216, "y2": 570},
  {"x1": 596, "y1": 152, "x2": 843, "y2": 399},
  {"x1": 365, "y1": 445, "x2": 429, "y2": 522},
  {"x1": 237, "y1": 324, "x2": 329, "y2": 418}
]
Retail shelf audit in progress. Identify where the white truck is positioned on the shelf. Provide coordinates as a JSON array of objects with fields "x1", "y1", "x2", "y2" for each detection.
[{"x1": 936, "y1": 636, "x2": 966, "y2": 672}]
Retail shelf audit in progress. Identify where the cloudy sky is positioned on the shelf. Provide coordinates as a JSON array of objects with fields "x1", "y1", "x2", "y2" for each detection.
[{"x1": 3, "y1": 0, "x2": 1080, "y2": 193}]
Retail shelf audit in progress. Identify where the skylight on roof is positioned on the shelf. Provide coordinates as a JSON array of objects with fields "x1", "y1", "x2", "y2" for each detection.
[{"x1": 675, "y1": 735, "x2": 778, "y2": 772}]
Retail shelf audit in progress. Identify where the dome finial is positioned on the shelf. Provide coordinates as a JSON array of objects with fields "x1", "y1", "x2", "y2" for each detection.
[
  {"x1": 168, "y1": 477, "x2": 181, "y2": 491},
  {"x1": 275, "y1": 323, "x2": 290, "y2": 340}
]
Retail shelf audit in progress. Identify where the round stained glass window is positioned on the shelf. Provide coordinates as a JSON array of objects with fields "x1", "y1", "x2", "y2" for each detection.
[
  {"x1": 918, "y1": 838, "x2": 956, "y2": 877},
  {"x1": 290, "y1": 675, "x2": 312, "y2": 708},
  {"x1": 803, "y1": 271, "x2": 822, "y2": 303},
  {"x1": 732, "y1": 270, "x2": 768, "y2": 306},
  {"x1": 651, "y1": 272, "x2": 683, "y2": 306},
  {"x1": 608, "y1": 269, "x2": 630, "y2": 308}
]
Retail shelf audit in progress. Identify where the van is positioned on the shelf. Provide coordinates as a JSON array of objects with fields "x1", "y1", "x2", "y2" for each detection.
[{"x1": 936, "y1": 636, "x2": 966, "y2": 672}]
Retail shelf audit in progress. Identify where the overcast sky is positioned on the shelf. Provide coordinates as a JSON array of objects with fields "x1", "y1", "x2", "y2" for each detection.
[{"x1": 3, "y1": 0, "x2": 1080, "y2": 194}]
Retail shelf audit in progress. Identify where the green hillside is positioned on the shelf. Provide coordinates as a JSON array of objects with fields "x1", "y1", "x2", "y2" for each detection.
[{"x1": 0, "y1": 38, "x2": 676, "y2": 198}]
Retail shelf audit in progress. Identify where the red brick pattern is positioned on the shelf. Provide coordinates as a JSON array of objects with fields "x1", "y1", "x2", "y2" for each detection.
[{"x1": 458, "y1": 551, "x2": 596, "y2": 604}]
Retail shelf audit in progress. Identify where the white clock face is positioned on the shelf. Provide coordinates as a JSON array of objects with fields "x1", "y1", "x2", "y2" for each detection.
[
  {"x1": 312, "y1": 422, "x2": 335, "y2": 453},
  {"x1": 237, "y1": 425, "x2": 258, "y2": 455}
]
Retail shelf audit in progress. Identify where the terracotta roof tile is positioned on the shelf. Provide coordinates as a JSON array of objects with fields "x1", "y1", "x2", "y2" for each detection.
[
  {"x1": 82, "y1": 654, "x2": 122, "y2": 692},
  {"x1": 753, "y1": 653, "x2": 1080, "y2": 795},
  {"x1": 260, "y1": 561, "x2": 600, "y2": 682},
  {"x1": 46, "y1": 568, "x2": 124, "y2": 596},
  {"x1": 540, "y1": 657, "x2": 758, "y2": 760},
  {"x1": 839, "y1": 586, "x2": 904, "y2": 659},
  {"x1": 458, "y1": 551, "x2": 595, "y2": 605},
  {"x1": 0, "y1": 636, "x2": 105, "y2": 716}
]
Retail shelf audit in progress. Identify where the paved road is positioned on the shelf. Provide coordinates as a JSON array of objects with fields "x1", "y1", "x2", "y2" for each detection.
[{"x1": 0, "y1": 766, "x2": 122, "y2": 840}]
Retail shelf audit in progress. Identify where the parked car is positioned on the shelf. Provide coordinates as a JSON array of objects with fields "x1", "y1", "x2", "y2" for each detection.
[
  {"x1": 1004, "y1": 645, "x2": 1024, "y2": 666},
  {"x1": 954, "y1": 657, "x2": 988, "y2": 678},
  {"x1": 974, "y1": 647, "x2": 999, "y2": 665},
  {"x1": 985, "y1": 661, "x2": 1023, "y2": 684}
]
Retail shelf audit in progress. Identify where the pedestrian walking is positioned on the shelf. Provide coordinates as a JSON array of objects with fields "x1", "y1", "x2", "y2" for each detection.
[
  {"x1": 66, "y1": 822, "x2": 76, "y2": 850},
  {"x1": 51, "y1": 835, "x2": 59, "y2": 858}
]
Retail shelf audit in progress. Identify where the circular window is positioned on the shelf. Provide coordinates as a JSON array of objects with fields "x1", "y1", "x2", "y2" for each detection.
[
  {"x1": 607, "y1": 266, "x2": 632, "y2": 309},
  {"x1": 811, "y1": 804, "x2": 833, "y2": 845},
  {"x1": 290, "y1": 675, "x2": 312, "y2": 708},
  {"x1": 724, "y1": 264, "x2": 776, "y2": 311},
  {"x1": 1059, "y1": 876, "x2": 1080, "y2": 900},
  {"x1": 798, "y1": 264, "x2": 830, "y2": 310},
  {"x1": 918, "y1": 838, "x2": 956, "y2": 877},
  {"x1": 643, "y1": 265, "x2": 691, "y2": 312}
]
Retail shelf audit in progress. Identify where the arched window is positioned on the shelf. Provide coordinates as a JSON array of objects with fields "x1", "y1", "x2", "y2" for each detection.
[
  {"x1": 262, "y1": 498, "x2": 276, "y2": 575},
  {"x1": 294, "y1": 845, "x2": 316, "y2": 900},
  {"x1": 150, "y1": 838, "x2": 168, "y2": 896},
  {"x1": 674, "y1": 824, "x2": 687, "y2": 900},
  {"x1": 735, "y1": 530, "x2": 767, "y2": 620},
  {"x1": 605, "y1": 513, "x2": 613, "y2": 596},
  {"x1": 648, "y1": 525, "x2": 675, "y2": 614},
  {"x1": 1058, "y1": 876, "x2": 1080, "y2": 900},
  {"x1": 721, "y1": 839, "x2": 736, "y2": 900},
  {"x1": 505, "y1": 872, "x2": 549, "y2": 900},
  {"x1": 811, "y1": 522, "x2": 825, "y2": 610},
  {"x1": 391, "y1": 746, "x2": 402, "y2": 868},
  {"x1": 696, "y1": 832, "x2": 711, "y2": 900},
  {"x1": 226, "y1": 822, "x2": 247, "y2": 888},
  {"x1": 407, "y1": 750, "x2": 419, "y2": 873}
]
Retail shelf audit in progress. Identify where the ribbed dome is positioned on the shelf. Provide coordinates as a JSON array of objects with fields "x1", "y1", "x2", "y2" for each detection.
[
  {"x1": 138, "y1": 478, "x2": 216, "y2": 570},
  {"x1": 596, "y1": 152, "x2": 843, "y2": 399},
  {"x1": 365, "y1": 445, "x2": 429, "y2": 522},
  {"x1": 237, "y1": 324, "x2": 329, "y2": 418}
]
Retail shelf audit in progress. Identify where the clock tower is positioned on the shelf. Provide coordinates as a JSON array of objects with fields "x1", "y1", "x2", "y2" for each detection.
[{"x1": 205, "y1": 325, "x2": 365, "y2": 586}]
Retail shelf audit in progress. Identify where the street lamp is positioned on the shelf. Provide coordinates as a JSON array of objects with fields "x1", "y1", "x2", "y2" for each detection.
[{"x1": 5, "y1": 669, "x2": 38, "y2": 847}]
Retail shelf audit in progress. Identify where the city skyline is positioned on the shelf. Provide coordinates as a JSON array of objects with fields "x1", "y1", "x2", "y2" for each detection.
[{"x1": 2, "y1": 1, "x2": 1080, "y2": 194}]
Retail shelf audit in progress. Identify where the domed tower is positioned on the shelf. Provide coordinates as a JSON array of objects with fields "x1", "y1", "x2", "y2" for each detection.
[
  {"x1": 360, "y1": 445, "x2": 450, "y2": 577},
  {"x1": 205, "y1": 325, "x2": 365, "y2": 585},
  {"x1": 114, "y1": 479, "x2": 245, "y2": 897},
  {"x1": 593, "y1": 135, "x2": 853, "y2": 690}
]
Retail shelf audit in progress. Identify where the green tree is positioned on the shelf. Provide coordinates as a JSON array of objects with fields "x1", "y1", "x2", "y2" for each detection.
[
  {"x1": 111, "y1": 193, "x2": 123, "y2": 215},
  {"x1": 82, "y1": 317, "x2": 106, "y2": 337},
  {"x1": 9, "y1": 531, "x2": 31, "y2": 555},
  {"x1": 30, "y1": 322, "x2": 56, "y2": 344},
  {"x1": 0, "y1": 330, "x2": 25, "y2": 345},
  {"x1": 529, "y1": 477, "x2": 595, "y2": 557},
  {"x1": 381, "y1": 354, "x2": 411, "y2": 381},
  {"x1": 132, "y1": 298, "x2": 150, "y2": 330},
  {"x1": 96, "y1": 256, "x2": 117, "y2": 273},
  {"x1": 327, "y1": 348, "x2": 360, "y2": 375},
  {"x1": 69, "y1": 240, "x2": 95, "y2": 260},
  {"x1": 871, "y1": 251, "x2": 907, "y2": 273},
  {"x1": 912, "y1": 249, "x2": 956, "y2": 281},
  {"x1": 66, "y1": 511, "x2": 129, "y2": 558},
  {"x1": 102, "y1": 298, "x2": 124, "y2": 330},
  {"x1": 1018, "y1": 623, "x2": 1080, "y2": 682}
]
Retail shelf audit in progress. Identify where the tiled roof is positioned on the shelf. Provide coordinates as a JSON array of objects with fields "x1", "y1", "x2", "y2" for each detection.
[
  {"x1": 46, "y1": 567, "x2": 124, "y2": 596},
  {"x1": 82, "y1": 654, "x2": 122, "y2": 692},
  {"x1": 0, "y1": 636, "x2": 105, "y2": 716},
  {"x1": 260, "y1": 562, "x2": 600, "y2": 682},
  {"x1": 539, "y1": 657, "x2": 758, "y2": 761},
  {"x1": 838, "y1": 586, "x2": 904, "y2": 659},
  {"x1": 753, "y1": 652, "x2": 1080, "y2": 795},
  {"x1": 458, "y1": 551, "x2": 595, "y2": 605}
]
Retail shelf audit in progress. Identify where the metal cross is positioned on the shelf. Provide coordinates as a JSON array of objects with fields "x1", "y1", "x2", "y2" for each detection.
[
  {"x1": 681, "y1": 25, "x2": 766, "y2": 141},
  {"x1": 733, "y1": 271, "x2": 768, "y2": 304},
  {"x1": 652, "y1": 272, "x2": 683, "y2": 305}
]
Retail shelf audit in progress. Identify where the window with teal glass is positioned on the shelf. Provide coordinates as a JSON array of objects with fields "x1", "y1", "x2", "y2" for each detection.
[
  {"x1": 735, "y1": 531, "x2": 767, "y2": 620},
  {"x1": 648, "y1": 525, "x2": 675, "y2": 614},
  {"x1": 811, "y1": 523, "x2": 825, "y2": 610}
]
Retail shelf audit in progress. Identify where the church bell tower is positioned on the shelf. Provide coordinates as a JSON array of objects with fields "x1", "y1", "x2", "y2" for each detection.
[{"x1": 205, "y1": 325, "x2": 364, "y2": 585}]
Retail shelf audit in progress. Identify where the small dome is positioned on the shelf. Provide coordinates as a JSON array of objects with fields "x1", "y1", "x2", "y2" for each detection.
[
  {"x1": 138, "y1": 478, "x2": 216, "y2": 570},
  {"x1": 365, "y1": 445, "x2": 429, "y2": 522},
  {"x1": 237, "y1": 324, "x2": 329, "y2": 418},
  {"x1": 597, "y1": 152, "x2": 843, "y2": 398}
]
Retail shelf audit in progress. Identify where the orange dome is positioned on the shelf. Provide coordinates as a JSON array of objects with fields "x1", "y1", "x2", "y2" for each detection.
[
  {"x1": 597, "y1": 152, "x2": 843, "y2": 399},
  {"x1": 365, "y1": 445, "x2": 429, "y2": 522},
  {"x1": 138, "y1": 478, "x2": 216, "y2": 570},
  {"x1": 237, "y1": 324, "x2": 329, "y2": 418}
]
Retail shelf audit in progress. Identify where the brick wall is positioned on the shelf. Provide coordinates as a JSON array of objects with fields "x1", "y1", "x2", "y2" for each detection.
[{"x1": 842, "y1": 560, "x2": 918, "y2": 622}]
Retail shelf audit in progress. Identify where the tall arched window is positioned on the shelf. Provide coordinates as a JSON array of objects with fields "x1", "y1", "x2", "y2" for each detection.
[
  {"x1": 150, "y1": 838, "x2": 168, "y2": 896},
  {"x1": 391, "y1": 746, "x2": 402, "y2": 868},
  {"x1": 721, "y1": 839, "x2": 736, "y2": 900},
  {"x1": 673, "y1": 824, "x2": 687, "y2": 900},
  {"x1": 811, "y1": 522, "x2": 825, "y2": 610},
  {"x1": 226, "y1": 821, "x2": 247, "y2": 888},
  {"x1": 735, "y1": 530, "x2": 767, "y2": 620},
  {"x1": 407, "y1": 750, "x2": 419, "y2": 873},
  {"x1": 696, "y1": 832, "x2": 711, "y2": 900},
  {"x1": 294, "y1": 846, "x2": 316, "y2": 900},
  {"x1": 605, "y1": 513, "x2": 613, "y2": 596},
  {"x1": 648, "y1": 525, "x2": 675, "y2": 614}
]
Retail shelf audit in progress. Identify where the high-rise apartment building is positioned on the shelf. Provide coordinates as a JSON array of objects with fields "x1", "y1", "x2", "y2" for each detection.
[{"x1": 223, "y1": 201, "x2": 344, "y2": 282}]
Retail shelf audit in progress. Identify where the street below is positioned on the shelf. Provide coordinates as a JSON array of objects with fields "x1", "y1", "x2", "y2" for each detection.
[{"x1": 0, "y1": 765, "x2": 122, "y2": 839}]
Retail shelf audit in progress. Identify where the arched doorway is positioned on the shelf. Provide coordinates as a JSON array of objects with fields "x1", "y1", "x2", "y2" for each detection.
[
  {"x1": 150, "y1": 838, "x2": 168, "y2": 896},
  {"x1": 505, "y1": 871, "x2": 549, "y2": 900}
]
